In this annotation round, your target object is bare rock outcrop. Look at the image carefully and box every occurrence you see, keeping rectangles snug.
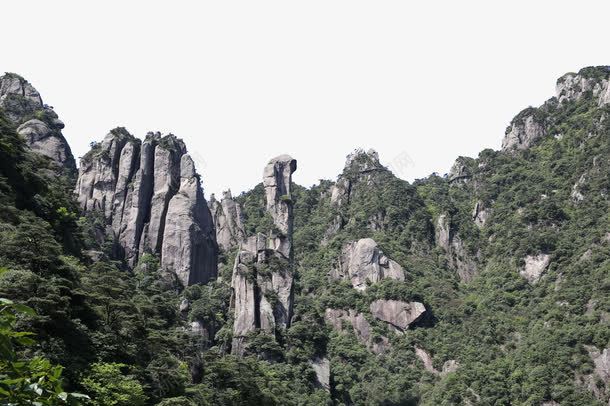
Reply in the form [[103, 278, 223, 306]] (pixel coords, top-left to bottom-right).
[[501, 107, 547, 152], [324, 308, 389, 354], [520, 253, 550, 284], [0, 73, 76, 175], [329, 149, 384, 208], [161, 154, 217, 286], [556, 67, 610, 105], [415, 346, 459, 376], [75, 130, 217, 285], [309, 357, 330, 391], [472, 201, 490, 228], [435, 214, 478, 282], [580, 346, 610, 403], [209, 190, 246, 251], [329, 238, 405, 290], [230, 155, 297, 356], [369, 299, 425, 332]]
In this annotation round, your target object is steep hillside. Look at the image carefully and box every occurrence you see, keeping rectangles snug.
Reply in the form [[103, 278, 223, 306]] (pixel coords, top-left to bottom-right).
[[0, 67, 609, 405]]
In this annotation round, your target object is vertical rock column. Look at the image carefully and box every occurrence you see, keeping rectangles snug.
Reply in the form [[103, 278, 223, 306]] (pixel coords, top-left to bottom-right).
[[230, 155, 297, 355]]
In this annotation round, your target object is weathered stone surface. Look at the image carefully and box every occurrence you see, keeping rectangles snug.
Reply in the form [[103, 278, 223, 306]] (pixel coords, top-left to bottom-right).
[[0, 74, 76, 174], [162, 154, 217, 286], [580, 346, 610, 403], [310, 357, 330, 391], [209, 190, 246, 251], [415, 346, 436, 374], [448, 157, 471, 182], [501, 108, 546, 151], [435, 214, 478, 282], [329, 149, 384, 208], [369, 299, 425, 332], [230, 155, 298, 355], [472, 201, 490, 228], [556, 68, 610, 105], [263, 155, 297, 235], [324, 308, 389, 354], [520, 254, 550, 283], [329, 238, 405, 290], [76, 131, 217, 285]]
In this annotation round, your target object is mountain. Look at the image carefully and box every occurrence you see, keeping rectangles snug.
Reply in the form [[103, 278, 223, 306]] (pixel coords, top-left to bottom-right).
[[0, 67, 609, 405]]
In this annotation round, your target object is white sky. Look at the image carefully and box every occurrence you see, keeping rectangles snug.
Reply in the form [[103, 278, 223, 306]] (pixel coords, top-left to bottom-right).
[[1, 1, 608, 196]]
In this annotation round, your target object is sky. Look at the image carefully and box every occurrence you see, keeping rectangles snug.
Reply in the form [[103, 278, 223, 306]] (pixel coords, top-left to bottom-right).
[[1, 1, 609, 196]]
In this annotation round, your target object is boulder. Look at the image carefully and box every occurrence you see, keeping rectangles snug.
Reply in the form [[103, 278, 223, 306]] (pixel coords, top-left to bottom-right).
[[520, 254, 550, 283], [0, 74, 76, 174], [330, 238, 405, 290], [369, 299, 425, 332]]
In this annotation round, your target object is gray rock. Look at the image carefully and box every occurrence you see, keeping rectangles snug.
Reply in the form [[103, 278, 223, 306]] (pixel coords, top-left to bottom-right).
[[209, 190, 246, 251], [582, 346, 610, 403], [448, 158, 471, 182], [330, 238, 405, 290], [263, 155, 297, 236], [179, 299, 190, 313], [556, 68, 610, 106], [472, 201, 490, 228], [501, 108, 546, 151], [324, 308, 389, 354], [162, 154, 217, 286], [435, 213, 478, 282], [415, 346, 437, 374], [0, 74, 76, 174], [230, 155, 298, 355], [330, 149, 384, 208], [369, 299, 425, 332], [76, 131, 217, 285], [520, 254, 550, 283], [309, 357, 330, 391], [17, 119, 74, 171]]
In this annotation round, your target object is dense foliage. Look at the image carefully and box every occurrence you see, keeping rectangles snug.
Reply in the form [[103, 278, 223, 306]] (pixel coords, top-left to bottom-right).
[[1, 67, 609, 405]]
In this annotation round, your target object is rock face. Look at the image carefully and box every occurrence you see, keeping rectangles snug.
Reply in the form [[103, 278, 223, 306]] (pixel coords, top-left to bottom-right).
[[330, 149, 384, 208], [309, 357, 330, 391], [230, 155, 297, 356], [324, 308, 389, 354], [435, 214, 478, 282], [329, 238, 405, 290], [369, 299, 425, 332], [556, 67, 610, 105], [472, 201, 490, 228], [75, 130, 218, 285], [209, 190, 246, 251], [415, 347, 459, 376], [501, 108, 547, 151], [0, 73, 76, 175], [581, 346, 610, 403], [448, 157, 472, 183], [520, 253, 550, 283]]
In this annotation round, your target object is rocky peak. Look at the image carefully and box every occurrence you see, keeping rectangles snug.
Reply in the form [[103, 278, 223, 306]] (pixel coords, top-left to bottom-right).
[[263, 154, 297, 236], [209, 189, 246, 251], [230, 155, 298, 356], [556, 66, 610, 105], [0, 73, 76, 175], [330, 149, 385, 207], [76, 129, 217, 285], [501, 107, 547, 152]]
